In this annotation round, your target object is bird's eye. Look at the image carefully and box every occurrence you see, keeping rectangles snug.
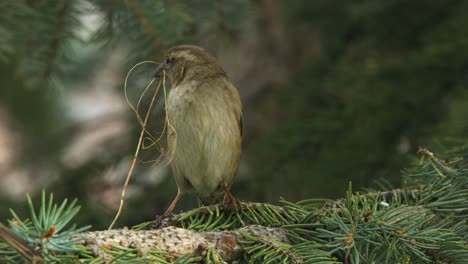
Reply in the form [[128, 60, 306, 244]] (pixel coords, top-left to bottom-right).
[[165, 57, 173, 66]]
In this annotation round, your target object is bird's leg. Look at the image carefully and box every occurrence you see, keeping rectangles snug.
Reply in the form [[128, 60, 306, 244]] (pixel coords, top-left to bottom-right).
[[154, 190, 181, 228], [163, 191, 181, 216], [223, 185, 240, 210]]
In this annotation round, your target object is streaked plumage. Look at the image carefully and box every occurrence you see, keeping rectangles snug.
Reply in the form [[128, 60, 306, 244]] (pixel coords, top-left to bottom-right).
[[154, 45, 242, 219]]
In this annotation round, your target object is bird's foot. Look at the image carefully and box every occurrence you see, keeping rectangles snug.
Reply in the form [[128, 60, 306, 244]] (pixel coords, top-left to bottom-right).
[[154, 192, 181, 229], [153, 214, 166, 229], [223, 186, 241, 211], [153, 213, 176, 229], [224, 196, 241, 212]]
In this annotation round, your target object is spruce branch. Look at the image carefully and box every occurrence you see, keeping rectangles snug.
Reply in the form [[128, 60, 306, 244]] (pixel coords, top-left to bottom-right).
[[155, 202, 297, 230], [1, 191, 91, 263], [0, 147, 466, 263]]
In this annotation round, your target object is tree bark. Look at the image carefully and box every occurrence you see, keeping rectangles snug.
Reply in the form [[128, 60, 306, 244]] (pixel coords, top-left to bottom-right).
[[75, 225, 289, 262]]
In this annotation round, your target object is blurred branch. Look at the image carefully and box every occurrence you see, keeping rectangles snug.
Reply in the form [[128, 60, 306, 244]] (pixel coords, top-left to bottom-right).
[[0, 111, 130, 182], [106, 0, 113, 33], [216, 0, 235, 39], [123, 0, 165, 49], [43, 0, 71, 80]]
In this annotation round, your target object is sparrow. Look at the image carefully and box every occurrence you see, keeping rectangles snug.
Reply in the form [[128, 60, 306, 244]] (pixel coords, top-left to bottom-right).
[[154, 45, 242, 219]]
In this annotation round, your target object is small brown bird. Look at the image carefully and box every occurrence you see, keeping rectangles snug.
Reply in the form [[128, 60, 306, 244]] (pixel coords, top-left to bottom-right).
[[154, 45, 242, 219]]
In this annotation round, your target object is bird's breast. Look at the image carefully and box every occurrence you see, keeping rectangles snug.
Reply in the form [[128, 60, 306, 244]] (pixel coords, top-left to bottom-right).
[[166, 79, 242, 197]]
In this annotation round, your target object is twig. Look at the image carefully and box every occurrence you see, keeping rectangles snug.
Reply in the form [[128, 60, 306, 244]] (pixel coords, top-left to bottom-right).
[[0, 223, 42, 264]]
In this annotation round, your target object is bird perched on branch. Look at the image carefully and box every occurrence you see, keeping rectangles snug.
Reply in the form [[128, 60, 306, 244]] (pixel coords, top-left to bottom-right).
[[154, 45, 242, 221]]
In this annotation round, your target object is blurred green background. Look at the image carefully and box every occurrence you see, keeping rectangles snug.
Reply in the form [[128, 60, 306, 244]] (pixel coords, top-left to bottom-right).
[[0, 0, 467, 229]]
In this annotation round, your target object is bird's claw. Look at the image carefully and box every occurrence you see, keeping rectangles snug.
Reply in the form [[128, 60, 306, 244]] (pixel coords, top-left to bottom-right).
[[153, 213, 173, 229], [223, 186, 241, 211]]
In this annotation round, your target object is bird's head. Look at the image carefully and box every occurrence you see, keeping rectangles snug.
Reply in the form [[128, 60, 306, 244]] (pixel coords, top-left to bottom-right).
[[154, 45, 226, 86]]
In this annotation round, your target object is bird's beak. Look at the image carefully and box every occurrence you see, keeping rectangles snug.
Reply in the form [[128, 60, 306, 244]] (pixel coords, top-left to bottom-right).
[[154, 63, 165, 77]]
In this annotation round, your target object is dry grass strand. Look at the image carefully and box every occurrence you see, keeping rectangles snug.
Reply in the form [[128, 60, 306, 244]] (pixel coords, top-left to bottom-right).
[[109, 76, 161, 230], [109, 63, 179, 229]]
